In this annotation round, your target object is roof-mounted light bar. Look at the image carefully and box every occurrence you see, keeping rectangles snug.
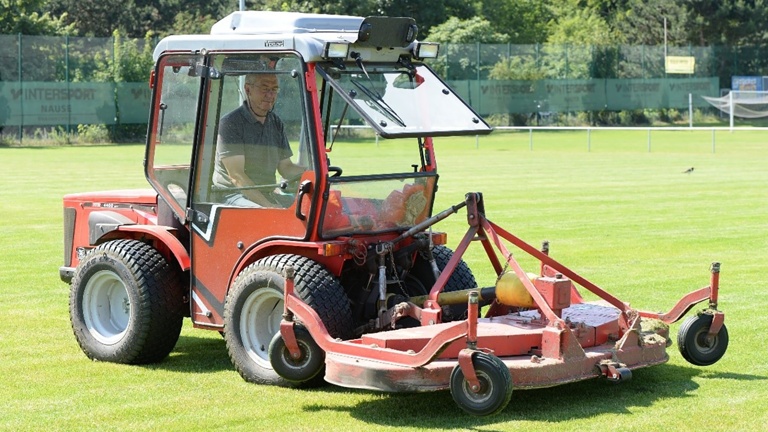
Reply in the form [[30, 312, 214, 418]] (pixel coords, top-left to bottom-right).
[[413, 42, 439, 60]]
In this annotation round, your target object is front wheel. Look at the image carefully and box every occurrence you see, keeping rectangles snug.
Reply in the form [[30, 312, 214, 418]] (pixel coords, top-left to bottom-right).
[[224, 254, 352, 386], [677, 313, 728, 366], [450, 353, 513, 416]]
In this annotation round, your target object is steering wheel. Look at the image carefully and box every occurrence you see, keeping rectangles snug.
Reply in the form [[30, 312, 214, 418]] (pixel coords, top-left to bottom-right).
[[328, 166, 343, 177]]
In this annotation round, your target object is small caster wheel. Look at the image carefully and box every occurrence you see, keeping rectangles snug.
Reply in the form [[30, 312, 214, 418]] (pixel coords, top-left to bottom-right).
[[449, 352, 513, 416], [677, 314, 728, 366], [608, 367, 632, 384], [269, 326, 324, 383]]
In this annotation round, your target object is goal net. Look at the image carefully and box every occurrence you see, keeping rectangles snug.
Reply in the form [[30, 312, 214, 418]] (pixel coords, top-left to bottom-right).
[[702, 90, 768, 119]]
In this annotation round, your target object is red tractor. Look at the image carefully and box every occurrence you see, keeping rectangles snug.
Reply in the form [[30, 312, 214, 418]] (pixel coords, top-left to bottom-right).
[[61, 12, 727, 415]]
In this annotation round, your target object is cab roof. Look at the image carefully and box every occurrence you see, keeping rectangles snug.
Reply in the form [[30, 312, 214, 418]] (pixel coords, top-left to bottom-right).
[[210, 11, 363, 35], [154, 11, 380, 62]]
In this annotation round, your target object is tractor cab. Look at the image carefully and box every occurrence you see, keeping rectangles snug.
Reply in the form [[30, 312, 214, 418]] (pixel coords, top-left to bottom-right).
[[142, 11, 491, 331], [145, 12, 490, 244]]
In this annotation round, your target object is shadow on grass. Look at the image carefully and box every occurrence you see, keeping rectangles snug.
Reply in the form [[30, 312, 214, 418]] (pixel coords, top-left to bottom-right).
[[145, 334, 231, 373], [698, 371, 768, 381], [301, 363, 703, 428], [136, 334, 743, 429]]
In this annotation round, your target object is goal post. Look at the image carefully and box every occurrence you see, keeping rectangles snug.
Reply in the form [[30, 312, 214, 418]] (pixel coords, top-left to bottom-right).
[[702, 90, 768, 130]]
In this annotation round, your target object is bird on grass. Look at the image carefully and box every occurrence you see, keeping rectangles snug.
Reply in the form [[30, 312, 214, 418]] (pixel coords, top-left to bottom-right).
[[683, 167, 694, 174]]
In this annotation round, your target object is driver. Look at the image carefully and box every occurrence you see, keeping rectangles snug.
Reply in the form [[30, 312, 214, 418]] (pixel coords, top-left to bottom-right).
[[212, 73, 305, 207]]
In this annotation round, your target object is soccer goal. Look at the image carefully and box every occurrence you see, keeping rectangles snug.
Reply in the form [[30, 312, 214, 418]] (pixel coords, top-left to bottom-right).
[[702, 90, 768, 129]]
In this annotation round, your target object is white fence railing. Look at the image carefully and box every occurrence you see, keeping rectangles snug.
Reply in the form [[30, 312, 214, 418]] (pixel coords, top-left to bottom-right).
[[335, 125, 768, 153], [492, 126, 768, 153]]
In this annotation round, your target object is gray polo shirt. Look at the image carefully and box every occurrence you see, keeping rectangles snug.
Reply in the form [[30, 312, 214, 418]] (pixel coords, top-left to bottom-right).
[[213, 102, 293, 189]]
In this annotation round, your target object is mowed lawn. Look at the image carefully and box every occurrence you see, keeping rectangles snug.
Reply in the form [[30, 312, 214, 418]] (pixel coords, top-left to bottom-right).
[[2, 128, 767, 431]]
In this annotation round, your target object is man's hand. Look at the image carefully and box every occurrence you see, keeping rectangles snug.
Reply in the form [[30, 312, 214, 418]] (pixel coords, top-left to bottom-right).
[[277, 158, 306, 181], [222, 155, 278, 207]]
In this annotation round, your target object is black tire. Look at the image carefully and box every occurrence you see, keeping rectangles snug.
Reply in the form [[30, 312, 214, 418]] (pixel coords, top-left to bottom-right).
[[677, 313, 729, 366], [69, 239, 184, 364], [408, 245, 478, 321], [269, 326, 324, 383], [450, 353, 513, 416], [224, 254, 353, 386], [608, 367, 633, 384]]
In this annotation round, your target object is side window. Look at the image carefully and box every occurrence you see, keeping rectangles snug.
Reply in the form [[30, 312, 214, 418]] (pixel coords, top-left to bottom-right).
[[146, 54, 204, 215], [193, 53, 314, 209]]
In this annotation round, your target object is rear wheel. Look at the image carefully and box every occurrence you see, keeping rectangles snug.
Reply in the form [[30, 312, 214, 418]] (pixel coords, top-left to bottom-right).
[[450, 353, 513, 416], [408, 245, 478, 321], [224, 254, 352, 386], [69, 239, 184, 364], [677, 313, 728, 366]]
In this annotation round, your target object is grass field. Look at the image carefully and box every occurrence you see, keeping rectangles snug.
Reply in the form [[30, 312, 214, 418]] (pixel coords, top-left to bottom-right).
[[2, 129, 767, 431]]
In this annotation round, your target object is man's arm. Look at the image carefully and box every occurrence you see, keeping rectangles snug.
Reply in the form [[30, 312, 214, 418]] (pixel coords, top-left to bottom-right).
[[221, 155, 279, 207], [277, 158, 306, 181]]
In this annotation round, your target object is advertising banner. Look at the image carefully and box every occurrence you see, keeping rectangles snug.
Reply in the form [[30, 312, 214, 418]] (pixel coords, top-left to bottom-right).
[[116, 83, 152, 124], [449, 77, 718, 115], [0, 77, 720, 127], [665, 56, 696, 74], [731, 76, 763, 91], [0, 82, 115, 126]]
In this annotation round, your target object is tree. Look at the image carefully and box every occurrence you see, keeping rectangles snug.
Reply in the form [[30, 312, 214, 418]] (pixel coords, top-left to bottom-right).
[[611, 0, 689, 47], [683, 0, 768, 46], [371, 0, 475, 37], [682, 0, 768, 88], [45, 0, 229, 37], [90, 30, 155, 82], [252, 0, 376, 16], [44, 0, 120, 37], [0, 0, 74, 35], [427, 17, 510, 80], [542, 0, 618, 79], [479, 0, 554, 44], [251, 0, 473, 37], [428, 16, 510, 44], [168, 11, 222, 36], [547, 0, 616, 47]]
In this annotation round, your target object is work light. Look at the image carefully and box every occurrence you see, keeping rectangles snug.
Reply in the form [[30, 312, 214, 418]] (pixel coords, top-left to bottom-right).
[[413, 42, 439, 60], [323, 42, 350, 59]]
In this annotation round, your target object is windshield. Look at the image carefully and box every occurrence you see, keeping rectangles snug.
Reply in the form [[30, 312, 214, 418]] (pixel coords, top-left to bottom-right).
[[312, 61, 485, 238], [319, 174, 437, 238], [317, 63, 491, 138]]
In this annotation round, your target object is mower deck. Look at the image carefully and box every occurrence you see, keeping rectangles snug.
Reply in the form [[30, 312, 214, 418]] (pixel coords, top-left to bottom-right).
[[277, 193, 726, 415], [325, 302, 668, 392]]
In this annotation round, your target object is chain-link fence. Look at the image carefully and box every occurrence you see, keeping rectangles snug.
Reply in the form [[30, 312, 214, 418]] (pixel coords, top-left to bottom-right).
[[1, 34, 765, 142]]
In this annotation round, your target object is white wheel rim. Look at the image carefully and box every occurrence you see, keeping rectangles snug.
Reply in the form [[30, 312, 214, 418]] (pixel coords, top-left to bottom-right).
[[82, 270, 130, 345], [240, 287, 283, 369]]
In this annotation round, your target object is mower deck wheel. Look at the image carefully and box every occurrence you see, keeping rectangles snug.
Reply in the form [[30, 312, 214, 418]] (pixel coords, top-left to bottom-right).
[[608, 367, 632, 384], [677, 313, 729, 366], [449, 352, 513, 416], [269, 326, 324, 383]]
